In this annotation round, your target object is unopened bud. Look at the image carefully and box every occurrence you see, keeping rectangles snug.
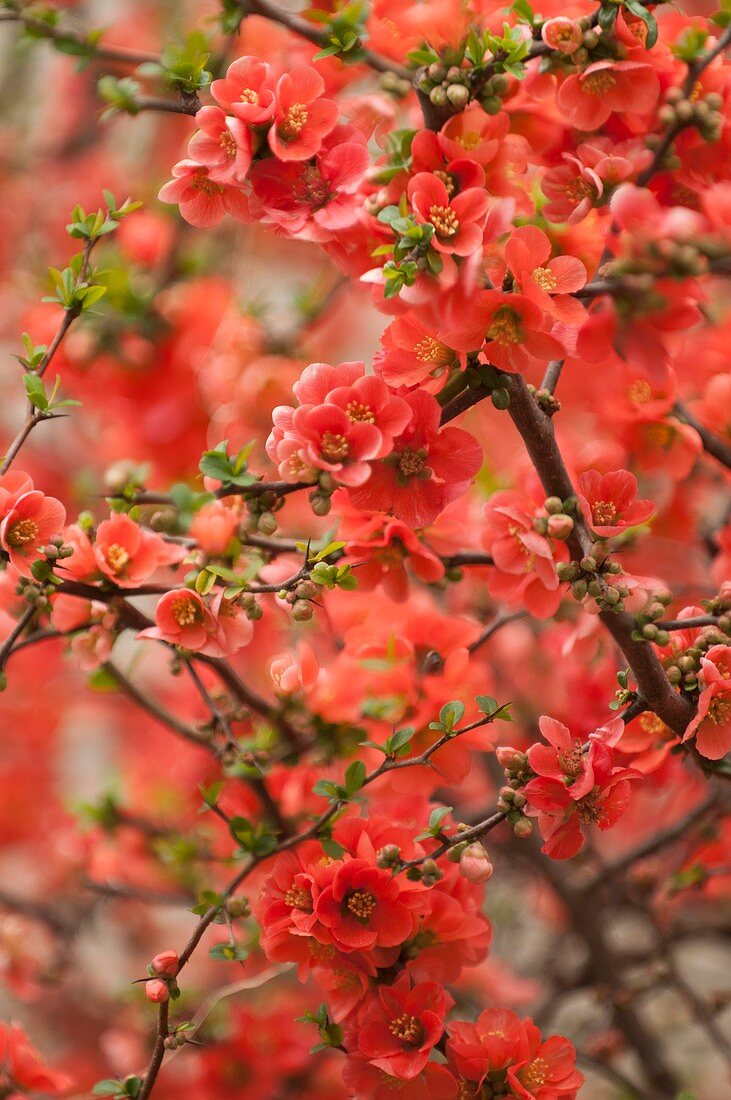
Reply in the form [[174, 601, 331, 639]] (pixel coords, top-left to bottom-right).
[[145, 979, 169, 1004], [459, 843, 494, 885]]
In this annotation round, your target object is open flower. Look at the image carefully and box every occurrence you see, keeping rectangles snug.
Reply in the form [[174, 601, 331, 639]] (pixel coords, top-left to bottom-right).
[[408, 172, 489, 257], [94, 513, 183, 587], [0, 491, 65, 577], [188, 106, 252, 184], [577, 469, 654, 537], [292, 403, 383, 486], [504, 225, 587, 324], [557, 60, 660, 130], [268, 66, 338, 162], [356, 976, 452, 1079], [210, 55, 276, 123], [349, 391, 482, 527], [441, 290, 564, 371], [138, 589, 217, 652], [314, 858, 417, 952], [158, 160, 250, 228]]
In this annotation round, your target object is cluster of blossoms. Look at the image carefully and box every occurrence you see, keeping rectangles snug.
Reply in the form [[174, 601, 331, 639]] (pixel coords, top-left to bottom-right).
[[159, 58, 369, 238], [2, 0, 731, 1095], [267, 360, 482, 527], [254, 803, 581, 1097]]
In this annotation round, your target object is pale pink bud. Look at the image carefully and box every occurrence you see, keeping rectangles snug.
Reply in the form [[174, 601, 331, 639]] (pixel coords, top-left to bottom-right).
[[496, 746, 524, 770], [541, 17, 583, 54], [145, 979, 169, 1004], [150, 950, 179, 978], [547, 514, 574, 540], [459, 843, 494, 885]]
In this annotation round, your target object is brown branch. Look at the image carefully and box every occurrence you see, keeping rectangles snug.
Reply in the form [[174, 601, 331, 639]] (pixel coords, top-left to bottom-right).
[[675, 401, 731, 472], [238, 0, 411, 80], [0, 7, 160, 65]]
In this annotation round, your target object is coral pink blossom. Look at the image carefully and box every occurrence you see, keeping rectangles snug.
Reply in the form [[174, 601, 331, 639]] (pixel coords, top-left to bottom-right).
[[356, 975, 452, 1079], [0, 491, 65, 577], [324, 374, 411, 459], [314, 859, 416, 952], [158, 160, 250, 228], [504, 225, 587, 324], [94, 513, 183, 587], [684, 675, 731, 760], [482, 491, 568, 618], [270, 642, 319, 695], [138, 589, 216, 652], [408, 172, 489, 257], [343, 1057, 458, 1100], [349, 391, 482, 528], [268, 66, 338, 162], [441, 290, 564, 370], [541, 17, 583, 53], [210, 55, 276, 123], [251, 124, 369, 241], [557, 60, 660, 130], [292, 403, 383, 486], [0, 471, 34, 517], [187, 106, 252, 183], [577, 469, 655, 537], [375, 315, 461, 391]]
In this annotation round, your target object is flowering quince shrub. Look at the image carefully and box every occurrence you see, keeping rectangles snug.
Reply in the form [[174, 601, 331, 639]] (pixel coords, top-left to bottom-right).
[[2, 1, 731, 1099]]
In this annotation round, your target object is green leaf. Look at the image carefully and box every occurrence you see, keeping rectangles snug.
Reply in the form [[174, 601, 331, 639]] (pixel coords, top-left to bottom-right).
[[476, 695, 498, 716], [439, 700, 465, 732], [624, 0, 658, 48], [344, 759, 367, 796], [209, 942, 249, 962], [24, 374, 48, 411]]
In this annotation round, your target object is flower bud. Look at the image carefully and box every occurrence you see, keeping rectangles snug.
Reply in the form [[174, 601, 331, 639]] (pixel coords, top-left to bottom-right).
[[145, 979, 169, 1004], [547, 514, 574, 540], [291, 600, 314, 622], [150, 950, 179, 978], [496, 746, 525, 771], [376, 843, 401, 868], [257, 511, 278, 535], [446, 83, 470, 109], [459, 843, 494, 884], [513, 819, 533, 839], [544, 496, 563, 515]]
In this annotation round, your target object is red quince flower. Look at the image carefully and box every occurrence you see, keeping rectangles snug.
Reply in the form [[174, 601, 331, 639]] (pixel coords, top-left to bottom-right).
[[0, 491, 65, 577], [268, 66, 338, 162], [528, 715, 624, 801], [557, 60, 660, 131], [375, 314, 462, 392], [504, 225, 587, 324], [524, 739, 640, 860], [482, 490, 569, 619], [343, 1056, 458, 1099], [94, 513, 183, 587], [188, 105, 252, 184], [251, 124, 369, 241], [408, 172, 489, 257], [447, 1007, 529, 1082], [441, 290, 565, 371], [292, 403, 382, 486], [684, 651, 731, 759], [138, 589, 217, 653], [508, 1022, 584, 1099], [314, 858, 417, 952], [349, 391, 482, 528], [210, 55, 276, 124], [356, 974, 453, 1079], [158, 160, 250, 228], [577, 468, 655, 537]]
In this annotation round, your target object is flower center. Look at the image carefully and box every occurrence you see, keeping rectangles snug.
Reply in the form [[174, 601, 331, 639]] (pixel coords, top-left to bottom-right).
[[488, 309, 520, 345], [280, 103, 309, 139], [6, 518, 38, 547], [591, 500, 618, 525], [532, 266, 557, 292], [220, 130, 238, 156], [707, 696, 731, 724], [428, 204, 459, 237], [565, 177, 594, 203], [414, 335, 448, 363], [398, 448, 426, 478], [320, 432, 350, 462], [583, 70, 616, 95], [388, 1013, 424, 1046], [433, 169, 455, 196], [190, 174, 224, 195], [639, 713, 672, 740], [456, 131, 481, 152], [104, 543, 130, 574], [520, 1057, 549, 1090], [346, 889, 377, 921], [171, 595, 200, 627], [577, 792, 603, 824], [558, 740, 585, 778], [628, 379, 653, 404], [645, 423, 675, 447], [240, 88, 259, 104], [284, 884, 312, 911], [346, 401, 375, 423]]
